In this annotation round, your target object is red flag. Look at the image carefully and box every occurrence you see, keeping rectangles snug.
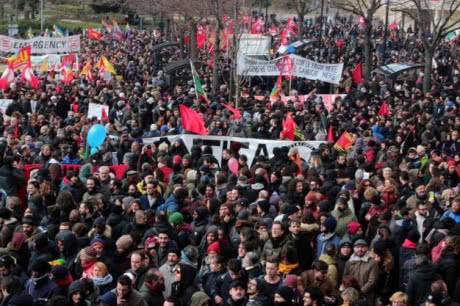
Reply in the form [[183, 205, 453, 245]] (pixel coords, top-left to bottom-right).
[[352, 64, 362, 85], [72, 104, 79, 113], [21, 61, 39, 89], [86, 28, 102, 40], [196, 25, 206, 49], [13, 121, 19, 138], [179, 104, 208, 135], [0, 61, 15, 90], [222, 103, 241, 120], [101, 107, 109, 121], [337, 39, 344, 49], [388, 21, 397, 31], [378, 102, 389, 116], [327, 125, 334, 142], [280, 113, 296, 140], [334, 132, 353, 151]]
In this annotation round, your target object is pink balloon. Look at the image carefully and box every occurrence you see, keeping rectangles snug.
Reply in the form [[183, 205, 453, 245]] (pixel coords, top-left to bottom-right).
[[228, 157, 239, 175]]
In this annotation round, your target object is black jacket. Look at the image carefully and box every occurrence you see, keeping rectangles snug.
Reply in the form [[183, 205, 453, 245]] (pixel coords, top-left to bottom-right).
[[0, 165, 25, 196], [435, 250, 460, 297], [406, 263, 440, 306]]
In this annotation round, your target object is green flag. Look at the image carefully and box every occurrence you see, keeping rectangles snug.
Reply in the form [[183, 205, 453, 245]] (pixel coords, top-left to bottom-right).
[[190, 60, 208, 103], [83, 141, 89, 160]]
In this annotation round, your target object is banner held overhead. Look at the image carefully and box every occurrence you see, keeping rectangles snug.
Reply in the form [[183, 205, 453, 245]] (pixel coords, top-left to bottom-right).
[[0, 35, 81, 54]]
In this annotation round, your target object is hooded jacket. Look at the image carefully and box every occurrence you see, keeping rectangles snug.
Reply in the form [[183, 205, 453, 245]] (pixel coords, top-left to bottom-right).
[[171, 263, 199, 306], [344, 252, 379, 304], [55, 231, 79, 271], [190, 291, 210, 306], [331, 207, 358, 238], [407, 262, 440, 306], [261, 234, 293, 261], [25, 274, 59, 300], [191, 206, 209, 245]]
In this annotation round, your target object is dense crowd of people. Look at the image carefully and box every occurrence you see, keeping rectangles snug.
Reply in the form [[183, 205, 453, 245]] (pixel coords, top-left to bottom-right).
[[0, 12, 458, 306]]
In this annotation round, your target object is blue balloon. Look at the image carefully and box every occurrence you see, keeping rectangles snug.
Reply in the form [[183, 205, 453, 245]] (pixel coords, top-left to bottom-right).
[[90, 147, 98, 155], [87, 124, 106, 147]]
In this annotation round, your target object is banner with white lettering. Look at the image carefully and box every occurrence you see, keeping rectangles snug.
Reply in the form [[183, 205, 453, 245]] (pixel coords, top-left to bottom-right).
[[143, 134, 325, 166], [0, 35, 80, 54], [237, 54, 343, 85]]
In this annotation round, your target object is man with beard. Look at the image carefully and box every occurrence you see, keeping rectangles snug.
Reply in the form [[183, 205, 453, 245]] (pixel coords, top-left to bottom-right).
[[331, 198, 358, 238], [122, 209, 148, 244], [332, 153, 354, 184], [22, 215, 38, 242], [315, 216, 340, 259], [159, 248, 181, 298], [78, 199, 99, 229], [225, 280, 248, 306], [139, 268, 165, 306], [215, 259, 248, 305], [407, 184, 429, 214], [68, 280, 89, 306], [82, 176, 104, 202], [109, 179, 123, 203], [344, 239, 379, 306], [113, 275, 147, 306]]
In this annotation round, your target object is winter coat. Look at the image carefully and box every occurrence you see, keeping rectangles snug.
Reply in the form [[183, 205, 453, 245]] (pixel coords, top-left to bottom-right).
[[55, 231, 79, 273], [319, 254, 339, 288], [158, 194, 180, 216], [216, 270, 248, 302], [171, 263, 199, 306], [190, 207, 209, 245], [315, 232, 341, 259], [331, 207, 358, 238], [24, 275, 60, 300], [261, 234, 293, 261], [139, 284, 164, 306], [0, 292, 34, 306], [109, 288, 147, 306], [435, 250, 459, 297], [289, 233, 313, 270], [159, 263, 176, 298], [202, 270, 225, 300], [0, 165, 25, 196], [300, 269, 336, 296], [344, 252, 379, 305], [406, 263, 440, 306]]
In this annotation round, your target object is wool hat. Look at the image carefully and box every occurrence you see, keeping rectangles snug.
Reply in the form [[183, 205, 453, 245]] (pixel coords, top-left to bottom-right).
[[116, 235, 134, 251], [270, 192, 281, 205], [98, 292, 117, 306], [230, 280, 246, 290], [94, 216, 106, 226], [167, 247, 181, 258], [173, 155, 182, 164], [190, 291, 210, 306], [282, 274, 298, 288], [347, 222, 361, 234], [144, 236, 158, 249], [339, 238, 353, 248], [276, 286, 295, 302], [372, 239, 388, 257], [183, 154, 192, 161], [168, 212, 184, 225], [237, 175, 249, 187], [353, 239, 368, 247], [322, 216, 337, 233], [81, 246, 97, 260], [283, 204, 299, 217], [207, 241, 220, 255], [0, 208, 12, 220], [52, 265, 70, 281], [90, 237, 104, 248], [257, 200, 270, 213], [30, 259, 51, 274]]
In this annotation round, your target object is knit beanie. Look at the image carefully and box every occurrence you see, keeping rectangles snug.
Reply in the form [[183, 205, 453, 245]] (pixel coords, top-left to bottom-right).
[[68, 280, 85, 296], [322, 216, 337, 233], [98, 292, 117, 306], [276, 286, 294, 303], [52, 265, 69, 281], [257, 200, 270, 213], [346, 221, 361, 234], [81, 246, 97, 260], [167, 247, 181, 258], [168, 212, 184, 225], [91, 237, 104, 248], [116, 235, 134, 251], [207, 241, 220, 255], [282, 274, 298, 288]]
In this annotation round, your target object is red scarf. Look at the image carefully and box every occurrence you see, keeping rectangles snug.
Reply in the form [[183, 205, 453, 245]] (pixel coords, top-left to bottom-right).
[[81, 259, 97, 270], [402, 239, 417, 249], [56, 273, 73, 287]]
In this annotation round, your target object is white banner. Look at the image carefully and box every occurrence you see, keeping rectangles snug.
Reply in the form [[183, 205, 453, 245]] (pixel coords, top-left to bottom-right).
[[143, 134, 325, 167], [0, 99, 13, 120], [238, 34, 271, 57], [237, 54, 343, 85], [0, 35, 80, 54], [30, 54, 79, 72], [88, 103, 109, 120]]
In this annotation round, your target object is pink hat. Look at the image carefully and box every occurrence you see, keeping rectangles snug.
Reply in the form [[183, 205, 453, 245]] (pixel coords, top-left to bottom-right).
[[173, 155, 182, 164]]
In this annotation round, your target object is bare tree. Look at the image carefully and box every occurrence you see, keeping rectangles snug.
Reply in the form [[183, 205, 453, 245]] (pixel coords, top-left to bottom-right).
[[393, 0, 460, 92], [293, 0, 318, 39], [332, 0, 384, 80]]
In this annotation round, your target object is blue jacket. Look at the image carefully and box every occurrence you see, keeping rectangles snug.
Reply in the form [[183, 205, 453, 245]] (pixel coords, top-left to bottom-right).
[[158, 194, 179, 215], [139, 194, 164, 210], [24, 276, 59, 300], [315, 232, 341, 259]]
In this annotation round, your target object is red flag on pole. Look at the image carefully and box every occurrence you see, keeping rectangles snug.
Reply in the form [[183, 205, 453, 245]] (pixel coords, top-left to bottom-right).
[[13, 121, 19, 138], [280, 113, 296, 140], [179, 104, 208, 135], [352, 64, 362, 85], [327, 125, 334, 142], [222, 103, 242, 120], [378, 102, 389, 117]]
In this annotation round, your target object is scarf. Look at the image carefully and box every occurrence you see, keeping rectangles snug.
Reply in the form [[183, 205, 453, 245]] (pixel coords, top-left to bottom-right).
[[278, 263, 299, 273], [402, 239, 417, 249], [56, 273, 73, 287], [91, 274, 113, 286], [81, 259, 97, 270]]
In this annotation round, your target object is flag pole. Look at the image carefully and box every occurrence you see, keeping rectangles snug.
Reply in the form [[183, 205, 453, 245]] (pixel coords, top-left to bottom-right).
[[289, 76, 292, 94]]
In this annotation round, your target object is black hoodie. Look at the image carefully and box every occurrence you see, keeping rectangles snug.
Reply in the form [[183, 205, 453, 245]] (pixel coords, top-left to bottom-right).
[[171, 263, 198, 306]]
